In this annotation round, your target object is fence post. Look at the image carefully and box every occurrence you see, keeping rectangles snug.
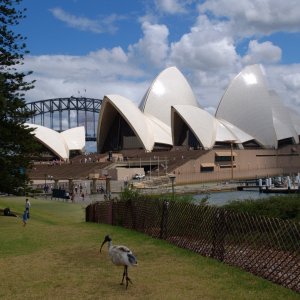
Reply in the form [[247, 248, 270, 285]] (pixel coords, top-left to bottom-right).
[[107, 200, 113, 225], [211, 209, 226, 261], [160, 200, 169, 239], [85, 204, 90, 222], [128, 199, 137, 230]]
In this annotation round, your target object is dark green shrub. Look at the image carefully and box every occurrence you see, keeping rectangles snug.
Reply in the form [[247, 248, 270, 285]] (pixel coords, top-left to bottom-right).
[[119, 187, 141, 201], [223, 195, 300, 221]]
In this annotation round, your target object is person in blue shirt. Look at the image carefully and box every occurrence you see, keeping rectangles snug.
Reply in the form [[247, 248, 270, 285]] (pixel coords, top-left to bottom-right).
[[22, 210, 28, 227], [25, 198, 31, 219]]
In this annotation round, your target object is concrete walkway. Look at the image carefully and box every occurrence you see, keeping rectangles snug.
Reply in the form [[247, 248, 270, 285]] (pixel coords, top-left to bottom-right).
[[42, 180, 239, 205]]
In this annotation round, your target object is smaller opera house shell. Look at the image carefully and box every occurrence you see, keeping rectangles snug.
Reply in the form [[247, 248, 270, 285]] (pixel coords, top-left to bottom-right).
[[97, 64, 300, 153], [26, 123, 85, 161]]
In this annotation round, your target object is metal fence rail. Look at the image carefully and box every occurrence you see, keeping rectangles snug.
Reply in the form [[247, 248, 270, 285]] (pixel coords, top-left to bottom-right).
[[86, 198, 300, 293]]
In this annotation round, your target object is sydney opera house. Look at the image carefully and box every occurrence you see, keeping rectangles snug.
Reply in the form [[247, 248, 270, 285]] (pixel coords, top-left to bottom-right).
[[95, 64, 300, 183], [28, 64, 300, 183], [97, 64, 300, 153]]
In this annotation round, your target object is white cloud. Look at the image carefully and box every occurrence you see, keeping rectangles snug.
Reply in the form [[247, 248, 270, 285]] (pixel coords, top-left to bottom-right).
[[168, 15, 239, 71], [128, 22, 169, 68], [242, 40, 282, 64], [266, 64, 300, 108], [21, 48, 147, 104], [87, 47, 129, 69], [50, 7, 119, 34], [154, 0, 190, 14], [188, 70, 236, 110], [198, 0, 300, 36]]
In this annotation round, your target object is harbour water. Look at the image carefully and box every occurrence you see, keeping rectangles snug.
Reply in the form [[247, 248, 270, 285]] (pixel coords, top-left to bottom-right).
[[193, 190, 285, 206]]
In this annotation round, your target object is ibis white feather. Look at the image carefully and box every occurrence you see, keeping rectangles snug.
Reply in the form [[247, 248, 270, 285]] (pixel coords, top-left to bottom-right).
[[100, 235, 137, 289]]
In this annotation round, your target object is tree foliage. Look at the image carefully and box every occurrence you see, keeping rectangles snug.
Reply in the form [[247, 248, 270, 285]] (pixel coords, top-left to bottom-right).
[[0, 0, 40, 194]]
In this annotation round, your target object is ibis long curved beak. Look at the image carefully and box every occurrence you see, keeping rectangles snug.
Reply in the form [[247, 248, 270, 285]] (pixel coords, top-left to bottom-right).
[[100, 235, 111, 253], [100, 240, 107, 253]]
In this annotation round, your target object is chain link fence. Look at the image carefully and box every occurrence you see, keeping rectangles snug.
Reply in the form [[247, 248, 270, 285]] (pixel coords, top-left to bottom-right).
[[86, 198, 300, 293]]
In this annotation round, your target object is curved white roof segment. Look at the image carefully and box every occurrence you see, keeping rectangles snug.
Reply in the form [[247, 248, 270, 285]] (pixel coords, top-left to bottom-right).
[[139, 66, 199, 126], [215, 119, 238, 143], [215, 64, 297, 148], [97, 95, 155, 152], [145, 114, 173, 146], [171, 105, 216, 149], [269, 90, 299, 143], [61, 126, 86, 150], [289, 109, 300, 135], [217, 118, 255, 144], [25, 123, 86, 160]]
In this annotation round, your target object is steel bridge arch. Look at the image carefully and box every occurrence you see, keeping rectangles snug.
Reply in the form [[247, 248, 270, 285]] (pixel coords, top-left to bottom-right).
[[25, 97, 102, 141]]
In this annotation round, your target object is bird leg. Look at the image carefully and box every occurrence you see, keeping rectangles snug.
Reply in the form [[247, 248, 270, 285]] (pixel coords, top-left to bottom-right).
[[121, 266, 126, 285], [125, 266, 133, 289], [120, 266, 133, 289]]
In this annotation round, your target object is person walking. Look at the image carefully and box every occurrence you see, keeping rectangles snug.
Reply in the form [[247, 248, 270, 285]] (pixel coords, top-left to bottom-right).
[[25, 198, 31, 219]]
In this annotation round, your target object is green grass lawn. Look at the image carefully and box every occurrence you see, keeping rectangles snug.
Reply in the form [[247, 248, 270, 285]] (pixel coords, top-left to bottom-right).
[[0, 196, 299, 300]]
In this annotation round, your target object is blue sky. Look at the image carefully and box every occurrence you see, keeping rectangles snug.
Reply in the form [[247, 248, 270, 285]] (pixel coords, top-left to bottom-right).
[[21, 1, 198, 56], [19, 0, 300, 115]]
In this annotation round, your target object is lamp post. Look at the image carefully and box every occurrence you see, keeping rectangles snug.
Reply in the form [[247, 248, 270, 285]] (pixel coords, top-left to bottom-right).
[[105, 175, 112, 200], [224, 140, 236, 181], [150, 157, 152, 179], [68, 178, 74, 194], [169, 174, 176, 201], [165, 157, 168, 175], [44, 174, 47, 193], [44, 174, 52, 197], [230, 141, 234, 180]]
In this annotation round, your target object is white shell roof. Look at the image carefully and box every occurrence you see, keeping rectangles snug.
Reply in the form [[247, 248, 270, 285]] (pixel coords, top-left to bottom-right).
[[215, 119, 237, 143], [171, 105, 216, 149], [269, 90, 299, 143], [139, 66, 199, 127], [217, 118, 255, 144], [61, 126, 86, 150], [171, 105, 254, 148], [25, 123, 85, 160], [97, 95, 155, 152], [145, 114, 173, 146], [215, 64, 297, 148], [289, 109, 300, 135]]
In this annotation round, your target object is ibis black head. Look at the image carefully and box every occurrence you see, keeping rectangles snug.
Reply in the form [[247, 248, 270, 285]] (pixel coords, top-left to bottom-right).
[[100, 235, 112, 253]]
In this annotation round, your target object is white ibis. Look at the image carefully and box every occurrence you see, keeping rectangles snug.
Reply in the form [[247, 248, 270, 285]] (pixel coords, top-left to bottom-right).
[[100, 235, 137, 289]]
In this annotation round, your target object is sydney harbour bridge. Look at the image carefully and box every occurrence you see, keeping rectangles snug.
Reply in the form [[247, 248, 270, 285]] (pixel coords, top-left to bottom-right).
[[24, 97, 102, 141]]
